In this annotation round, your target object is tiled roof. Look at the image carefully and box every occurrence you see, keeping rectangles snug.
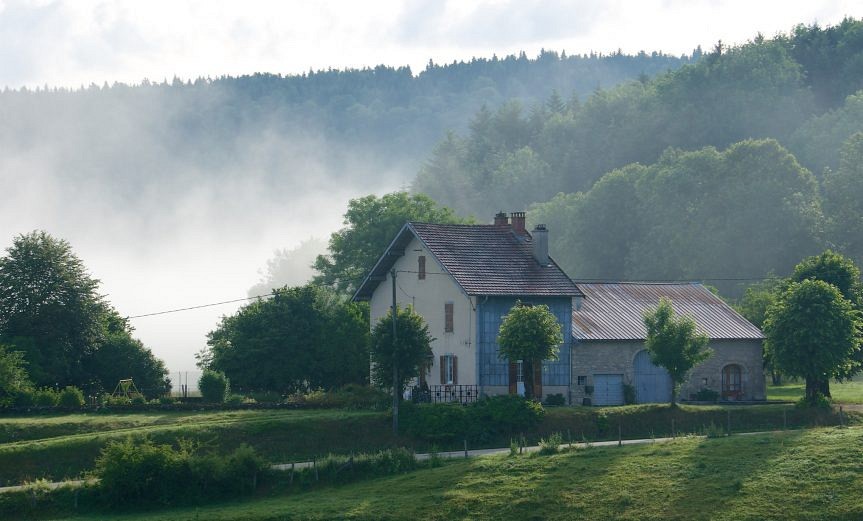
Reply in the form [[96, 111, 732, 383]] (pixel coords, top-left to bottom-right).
[[572, 282, 763, 341], [352, 222, 583, 300]]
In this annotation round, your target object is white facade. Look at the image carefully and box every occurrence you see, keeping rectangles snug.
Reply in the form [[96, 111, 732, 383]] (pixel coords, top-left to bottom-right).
[[369, 236, 479, 386]]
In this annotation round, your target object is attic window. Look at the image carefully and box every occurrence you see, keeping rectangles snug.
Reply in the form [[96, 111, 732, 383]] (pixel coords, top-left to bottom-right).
[[418, 256, 426, 280]]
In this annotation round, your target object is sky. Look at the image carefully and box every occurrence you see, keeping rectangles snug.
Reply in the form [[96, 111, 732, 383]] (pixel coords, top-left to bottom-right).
[[0, 0, 860, 382]]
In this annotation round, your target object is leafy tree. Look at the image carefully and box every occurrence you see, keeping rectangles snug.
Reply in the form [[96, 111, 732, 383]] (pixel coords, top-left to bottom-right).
[[824, 133, 863, 266], [369, 305, 433, 398], [643, 298, 712, 407], [0, 231, 103, 387], [736, 278, 785, 384], [313, 192, 469, 293], [198, 370, 229, 403], [205, 285, 369, 394], [497, 302, 563, 401], [0, 343, 31, 406], [791, 250, 863, 309], [764, 280, 861, 401]]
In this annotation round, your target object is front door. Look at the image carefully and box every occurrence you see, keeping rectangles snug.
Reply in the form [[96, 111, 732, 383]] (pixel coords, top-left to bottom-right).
[[634, 350, 672, 403]]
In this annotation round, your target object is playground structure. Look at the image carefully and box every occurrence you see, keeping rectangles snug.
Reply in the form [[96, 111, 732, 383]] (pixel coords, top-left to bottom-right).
[[111, 378, 143, 399]]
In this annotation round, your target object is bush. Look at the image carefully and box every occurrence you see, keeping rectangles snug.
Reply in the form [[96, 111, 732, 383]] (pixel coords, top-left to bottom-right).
[[102, 394, 132, 406], [249, 391, 282, 403], [544, 393, 566, 406], [402, 402, 468, 441], [58, 386, 85, 408], [158, 396, 176, 405], [695, 388, 720, 402], [796, 392, 832, 410], [703, 422, 726, 438], [95, 438, 267, 507], [199, 370, 229, 403], [130, 393, 147, 405], [403, 395, 544, 443], [12, 388, 36, 407], [33, 387, 59, 407], [225, 394, 245, 405], [538, 432, 563, 455], [623, 384, 637, 405], [311, 448, 417, 485], [329, 384, 391, 410]]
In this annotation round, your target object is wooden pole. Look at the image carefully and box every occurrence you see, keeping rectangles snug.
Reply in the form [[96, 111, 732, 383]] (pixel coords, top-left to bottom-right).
[[391, 268, 399, 436]]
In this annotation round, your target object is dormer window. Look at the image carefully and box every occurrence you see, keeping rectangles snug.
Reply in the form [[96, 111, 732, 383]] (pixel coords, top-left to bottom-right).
[[418, 255, 426, 280]]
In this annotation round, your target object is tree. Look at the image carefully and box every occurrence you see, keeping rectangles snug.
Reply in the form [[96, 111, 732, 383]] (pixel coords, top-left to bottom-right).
[[0, 343, 31, 406], [205, 285, 369, 394], [497, 302, 563, 401], [313, 192, 469, 294], [791, 250, 863, 308], [824, 133, 863, 266], [764, 279, 861, 401], [199, 370, 229, 403], [643, 298, 712, 406], [736, 278, 784, 384], [369, 305, 433, 398], [0, 231, 103, 387]]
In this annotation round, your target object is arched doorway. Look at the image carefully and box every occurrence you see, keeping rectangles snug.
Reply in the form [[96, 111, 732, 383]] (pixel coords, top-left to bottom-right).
[[722, 364, 743, 400], [634, 350, 672, 403]]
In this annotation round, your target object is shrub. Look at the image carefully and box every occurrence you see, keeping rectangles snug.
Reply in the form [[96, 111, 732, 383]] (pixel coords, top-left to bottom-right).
[[158, 396, 176, 405], [311, 448, 417, 485], [130, 393, 147, 405], [401, 402, 468, 441], [703, 422, 726, 438], [249, 391, 282, 403], [94, 438, 267, 507], [796, 392, 832, 410], [225, 394, 245, 405], [198, 370, 229, 403], [12, 388, 36, 407], [544, 393, 566, 406], [58, 386, 85, 408], [623, 384, 637, 405], [403, 395, 544, 443], [102, 394, 132, 406], [695, 388, 720, 402], [33, 387, 59, 407], [539, 432, 563, 455], [469, 395, 545, 438], [329, 384, 391, 410]]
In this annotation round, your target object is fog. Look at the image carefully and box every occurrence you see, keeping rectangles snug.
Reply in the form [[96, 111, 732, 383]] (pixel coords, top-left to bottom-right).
[[0, 85, 408, 375]]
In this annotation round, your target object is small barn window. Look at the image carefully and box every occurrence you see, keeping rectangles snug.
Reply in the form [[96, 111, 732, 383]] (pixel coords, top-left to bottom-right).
[[577, 375, 587, 386], [418, 256, 426, 279], [444, 302, 454, 332]]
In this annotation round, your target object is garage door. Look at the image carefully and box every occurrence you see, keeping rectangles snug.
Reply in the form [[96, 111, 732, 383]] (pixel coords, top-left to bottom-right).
[[634, 350, 672, 403], [593, 374, 624, 405]]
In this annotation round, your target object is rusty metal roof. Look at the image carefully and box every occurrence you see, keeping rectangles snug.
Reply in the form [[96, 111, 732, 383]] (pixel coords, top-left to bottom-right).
[[572, 282, 763, 341]]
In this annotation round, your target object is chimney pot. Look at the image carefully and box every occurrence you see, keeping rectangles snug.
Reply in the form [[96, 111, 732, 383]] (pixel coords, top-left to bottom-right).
[[532, 224, 549, 265], [494, 211, 509, 227], [511, 211, 526, 235]]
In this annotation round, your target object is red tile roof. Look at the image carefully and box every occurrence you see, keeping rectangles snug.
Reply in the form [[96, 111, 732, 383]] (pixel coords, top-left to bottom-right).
[[572, 282, 763, 341]]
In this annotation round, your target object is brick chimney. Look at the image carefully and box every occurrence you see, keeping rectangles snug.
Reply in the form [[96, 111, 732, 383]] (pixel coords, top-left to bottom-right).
[[510, 211, 527, 235], [532, 224, 549, 265], [494, 211, 509, 227]]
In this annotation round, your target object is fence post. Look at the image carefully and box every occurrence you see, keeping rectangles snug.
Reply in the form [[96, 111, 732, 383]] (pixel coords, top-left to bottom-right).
[[840, 406, 845, 428], [314, 458, 318, 481], [290, 462, 294, 485], [464, 439, 468, 459], [618, 423, 622, 447], [568, 429, 572, 449], [727, 409, 731, 436], [671, 419, 675, 439]]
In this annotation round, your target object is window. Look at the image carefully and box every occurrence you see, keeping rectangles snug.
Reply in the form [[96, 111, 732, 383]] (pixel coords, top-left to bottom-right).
[[418, 256, 426, 280], [577, 375, 587, 386], [440, 354, 457, 384], [444, 302, 454, 332]]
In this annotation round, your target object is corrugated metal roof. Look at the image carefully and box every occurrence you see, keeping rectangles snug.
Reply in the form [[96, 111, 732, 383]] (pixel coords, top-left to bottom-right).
[[572, 282, 763, 341], [353, 222, 583, 301]]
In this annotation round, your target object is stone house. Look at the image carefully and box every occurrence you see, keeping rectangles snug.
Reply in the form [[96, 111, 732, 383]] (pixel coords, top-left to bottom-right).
[[353, 212, 765, 405], [571, 282, 766, 405]]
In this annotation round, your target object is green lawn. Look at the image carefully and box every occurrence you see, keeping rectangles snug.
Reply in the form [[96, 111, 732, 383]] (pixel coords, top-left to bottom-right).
[[767, 378, 863, 403], [50, 426, 863, 521]]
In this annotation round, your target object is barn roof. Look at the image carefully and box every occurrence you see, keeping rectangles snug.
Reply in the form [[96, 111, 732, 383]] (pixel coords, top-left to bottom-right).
[[572, 282, 763, 341], [352, 222, 583, 301]]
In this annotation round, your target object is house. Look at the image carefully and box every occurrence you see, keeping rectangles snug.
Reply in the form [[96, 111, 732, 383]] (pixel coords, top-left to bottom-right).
[[352, 212, 583, 402], [571, 282, 766, 405], [353, 211, 766, 405]]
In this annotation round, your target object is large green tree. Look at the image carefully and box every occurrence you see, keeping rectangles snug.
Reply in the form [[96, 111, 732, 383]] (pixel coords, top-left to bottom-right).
[[0, 231, 104, 387], [791, 250, 863, 309], [205, 285, 369, 394], [497, 302, 563, 401], [369, 305, 433, 397], [764, 280, 861, 401], [313, 192, 470, 294], [824, 133, 863, 266], [643, 298, 712, 407]]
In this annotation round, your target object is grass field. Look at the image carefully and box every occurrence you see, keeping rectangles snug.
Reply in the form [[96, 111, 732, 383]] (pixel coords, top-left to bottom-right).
[[43, 426, 863, 521], [767, 378, 863, 403], [0, 403, 853, 487]]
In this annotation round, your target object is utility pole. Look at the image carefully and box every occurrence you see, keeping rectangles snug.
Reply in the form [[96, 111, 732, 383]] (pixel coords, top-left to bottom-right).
[[391, 268, 399, 435]]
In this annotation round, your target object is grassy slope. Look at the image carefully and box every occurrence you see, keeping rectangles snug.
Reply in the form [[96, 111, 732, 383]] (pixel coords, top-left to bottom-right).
[[57, 426, 863, 521], [767, 379, 863, 404], [0, 404, 853, 486]]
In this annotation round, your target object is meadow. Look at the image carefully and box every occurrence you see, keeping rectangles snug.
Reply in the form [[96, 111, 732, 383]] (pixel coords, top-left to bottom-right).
[[766, 378, 863, 404], [39, 426, 863, 521]]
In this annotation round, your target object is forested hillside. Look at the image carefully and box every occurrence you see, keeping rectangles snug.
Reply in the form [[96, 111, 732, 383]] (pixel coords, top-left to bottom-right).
[[415, 19, 863, 295]]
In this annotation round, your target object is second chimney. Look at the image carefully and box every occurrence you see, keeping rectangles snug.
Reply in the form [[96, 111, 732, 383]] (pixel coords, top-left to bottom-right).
[[511, 211, 527, 235], [532, 224, 549, 265], [494, 211, 509, 227]]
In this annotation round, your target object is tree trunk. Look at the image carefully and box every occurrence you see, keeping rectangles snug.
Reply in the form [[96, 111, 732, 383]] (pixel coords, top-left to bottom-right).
[[670, 383, 678, 408], [523, 359, 534, 400], [771, 370, 782, 386]]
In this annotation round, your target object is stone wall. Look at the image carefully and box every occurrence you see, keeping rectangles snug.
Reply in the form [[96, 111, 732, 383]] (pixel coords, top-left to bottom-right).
[[571, 339, 765, 404]]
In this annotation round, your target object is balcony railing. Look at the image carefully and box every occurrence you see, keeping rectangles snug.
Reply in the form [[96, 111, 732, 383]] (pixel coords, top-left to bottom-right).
[[409, 384, 479, 404]]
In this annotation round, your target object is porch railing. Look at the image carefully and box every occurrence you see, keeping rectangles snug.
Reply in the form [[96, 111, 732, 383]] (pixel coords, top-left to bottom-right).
[[409, 384, 479, 404]]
